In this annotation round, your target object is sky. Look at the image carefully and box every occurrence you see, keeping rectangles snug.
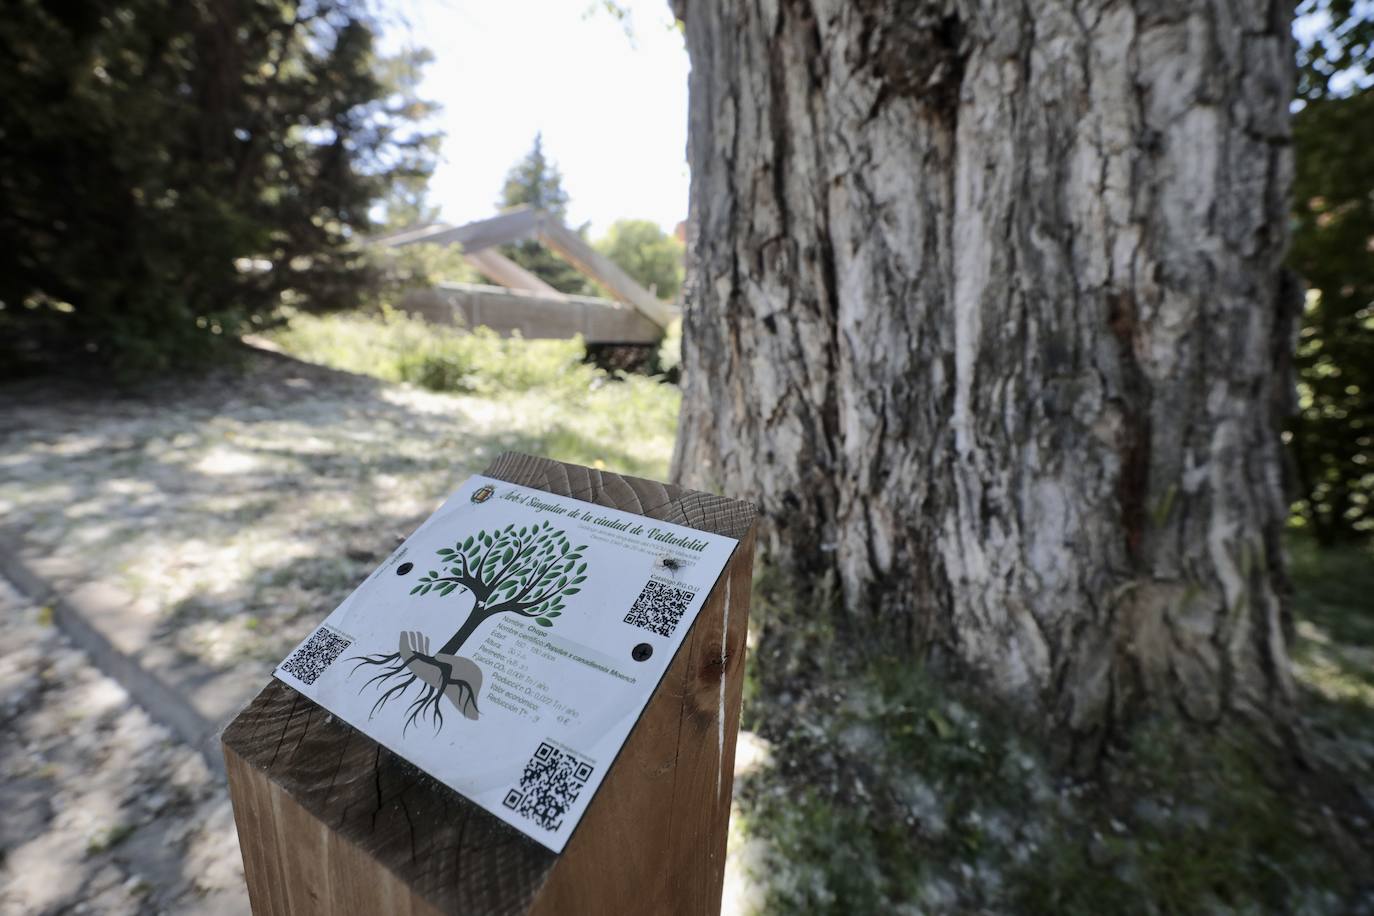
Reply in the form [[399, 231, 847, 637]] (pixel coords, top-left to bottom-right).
[[379, 3, 1366, 238], [383, 0, 690, 238]]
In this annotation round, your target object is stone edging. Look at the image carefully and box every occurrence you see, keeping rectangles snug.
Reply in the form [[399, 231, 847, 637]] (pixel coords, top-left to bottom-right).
[[0, 529, 234, 774]]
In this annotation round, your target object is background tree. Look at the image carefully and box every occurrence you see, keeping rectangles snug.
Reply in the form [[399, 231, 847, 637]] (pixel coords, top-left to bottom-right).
[[494, 134, 597, 295], [0, 0, 438, 376], [1287, 1, 1374, 543], [672, 0, 1297, 753], [373, 47, 444, 232], [596, 219, 685, 301]]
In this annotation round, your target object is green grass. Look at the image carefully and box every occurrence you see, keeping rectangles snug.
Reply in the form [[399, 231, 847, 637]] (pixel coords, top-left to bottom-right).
[[85, 822, 137, 856], [1288, 537, 1374, 648], [264, 305, 607, 395], [736, 542, 1374, 915], [263, 306, 682, 480], [1288, 537, 1374, 790]]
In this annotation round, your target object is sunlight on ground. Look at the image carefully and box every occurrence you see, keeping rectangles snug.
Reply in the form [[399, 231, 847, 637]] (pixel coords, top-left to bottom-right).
[[0, 346, 678, 678], [1295, 620, 1374, 708]]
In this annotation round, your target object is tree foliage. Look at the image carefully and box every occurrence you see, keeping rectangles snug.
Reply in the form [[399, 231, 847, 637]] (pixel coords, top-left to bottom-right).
[[495, 133, 597, 296], [372, 47, 444, 232], [596, 219, 684, 301], [1296, 0, 1374, 100], [0, 0, 438, 376], [417, 521, 588, 628], [1288, 2, 1374, 542]]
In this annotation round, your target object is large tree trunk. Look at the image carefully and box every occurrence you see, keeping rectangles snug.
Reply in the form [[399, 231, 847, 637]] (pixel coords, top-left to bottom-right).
[[673, 0, 1298, 748]]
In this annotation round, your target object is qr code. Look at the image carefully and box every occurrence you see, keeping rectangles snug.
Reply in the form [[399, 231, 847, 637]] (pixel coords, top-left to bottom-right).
[[280, 627, 352, 686], [624, 579, 697, 637], [502, 742, 594, 833]]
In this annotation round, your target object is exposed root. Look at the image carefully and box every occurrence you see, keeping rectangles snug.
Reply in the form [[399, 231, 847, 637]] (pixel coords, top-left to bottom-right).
[[403, 683, 445, 735], [370, 673, 418, 719], [348, 649, 477, 731]]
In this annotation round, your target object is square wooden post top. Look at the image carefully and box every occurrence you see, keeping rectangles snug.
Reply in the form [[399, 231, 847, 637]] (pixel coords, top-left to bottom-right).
[[222, 452, 757, 916]]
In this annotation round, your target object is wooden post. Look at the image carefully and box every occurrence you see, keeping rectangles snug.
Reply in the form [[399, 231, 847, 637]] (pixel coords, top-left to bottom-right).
[[222, 453, 757, 915]]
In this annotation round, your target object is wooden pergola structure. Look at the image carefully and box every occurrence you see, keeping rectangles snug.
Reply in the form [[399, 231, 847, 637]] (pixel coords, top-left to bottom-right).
[[374, 207, 678, 345]]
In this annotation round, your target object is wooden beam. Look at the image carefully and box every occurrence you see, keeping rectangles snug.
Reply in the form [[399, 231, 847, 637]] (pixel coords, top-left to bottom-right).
[[222, 453, 756, 916], [381, 208, 543, 253], [401, 284, 662, 345], [373, 207, 678, 331], [461, 249, 567, 299], [536, 219, 676, 329], [368, 223, 456, 247]]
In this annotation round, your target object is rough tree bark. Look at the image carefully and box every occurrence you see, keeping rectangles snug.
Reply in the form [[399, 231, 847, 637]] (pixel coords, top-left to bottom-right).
[[672, 0, 1298, 748]]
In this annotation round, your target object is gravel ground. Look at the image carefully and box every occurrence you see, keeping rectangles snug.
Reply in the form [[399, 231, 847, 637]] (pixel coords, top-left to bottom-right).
[[0, 353, 508, 914], [0, 576, 246, 916], [0, 348, 674, 681], [0, 350, 515, 685]]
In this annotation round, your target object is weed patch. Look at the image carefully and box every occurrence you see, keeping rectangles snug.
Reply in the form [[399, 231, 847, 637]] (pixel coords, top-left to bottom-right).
[[736, 550, 1372, 914]]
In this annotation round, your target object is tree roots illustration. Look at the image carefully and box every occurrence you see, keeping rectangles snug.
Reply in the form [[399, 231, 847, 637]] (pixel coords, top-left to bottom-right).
[[349, 631, 482, 733], [346, 522, 590, 733]]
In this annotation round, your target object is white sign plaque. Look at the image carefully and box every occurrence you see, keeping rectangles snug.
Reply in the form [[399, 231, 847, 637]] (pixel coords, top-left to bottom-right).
[[273, 474, 739, 852]]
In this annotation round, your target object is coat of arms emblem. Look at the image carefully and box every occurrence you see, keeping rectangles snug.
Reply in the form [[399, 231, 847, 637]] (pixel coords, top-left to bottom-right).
[[470, 484, 495, 504]]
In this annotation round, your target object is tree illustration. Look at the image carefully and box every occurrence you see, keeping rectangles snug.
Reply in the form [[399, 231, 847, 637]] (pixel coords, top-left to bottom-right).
[[350, 520, 588, 732]]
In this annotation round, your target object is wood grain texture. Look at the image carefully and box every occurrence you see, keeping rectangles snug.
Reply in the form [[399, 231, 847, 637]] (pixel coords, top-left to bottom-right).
[[223, 452, 756, 915]]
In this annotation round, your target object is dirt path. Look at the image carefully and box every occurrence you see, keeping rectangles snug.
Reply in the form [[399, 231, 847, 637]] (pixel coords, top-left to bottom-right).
[[0, 575, 246, 915]]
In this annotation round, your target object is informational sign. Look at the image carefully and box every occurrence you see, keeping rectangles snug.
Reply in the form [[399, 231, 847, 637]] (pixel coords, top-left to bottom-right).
[[273, 474, 739, 853]]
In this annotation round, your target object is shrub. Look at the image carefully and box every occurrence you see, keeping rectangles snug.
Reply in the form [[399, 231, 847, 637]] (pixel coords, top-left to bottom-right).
[[0, 1, 437, 377], [266, 306, 601, 395]]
